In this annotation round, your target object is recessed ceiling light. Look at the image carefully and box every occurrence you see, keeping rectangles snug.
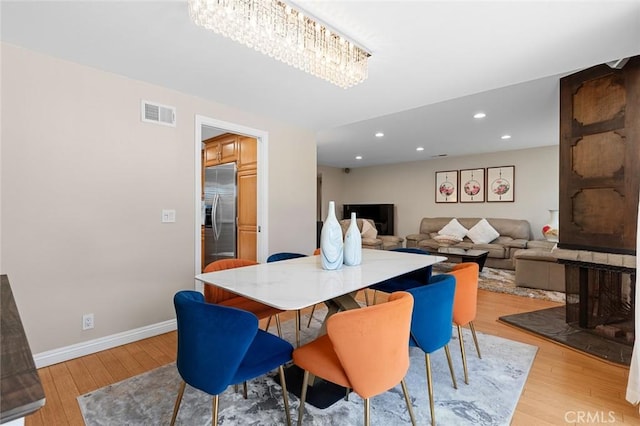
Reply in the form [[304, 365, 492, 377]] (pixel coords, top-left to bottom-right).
[[501, 134, 512, 140], [416, 147, 424, 151], [473, 112, 486, 119], [375, 132, 384, 138], [355, 155, 363, 160]]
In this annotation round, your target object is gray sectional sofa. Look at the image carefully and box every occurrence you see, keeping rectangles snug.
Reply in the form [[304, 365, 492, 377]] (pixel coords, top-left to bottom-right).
[[406, 217, 532, 270]]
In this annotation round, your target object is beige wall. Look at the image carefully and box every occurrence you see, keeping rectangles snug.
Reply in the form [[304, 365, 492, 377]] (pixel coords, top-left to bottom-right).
[[317, 165, 347, 222], [321, 146, 559, 241], [0, 43, 316, 353]]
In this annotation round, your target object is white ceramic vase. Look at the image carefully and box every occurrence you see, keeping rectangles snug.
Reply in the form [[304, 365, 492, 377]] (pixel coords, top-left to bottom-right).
[[542, 209, 559, 242], [320, 201, 344, 270], [343, 212, 362, 266]]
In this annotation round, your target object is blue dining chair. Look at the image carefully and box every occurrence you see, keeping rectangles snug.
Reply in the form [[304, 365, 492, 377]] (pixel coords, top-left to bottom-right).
[[368, 248, 433, 304], [170, 290, 293, 426], [266, 252, 308, 263], [406, 274, 457, 426], [267, 252, 309, 347]]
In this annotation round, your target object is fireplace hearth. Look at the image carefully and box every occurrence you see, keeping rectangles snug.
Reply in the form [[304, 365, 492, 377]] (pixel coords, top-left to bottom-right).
[[558, 253, 636, 347]]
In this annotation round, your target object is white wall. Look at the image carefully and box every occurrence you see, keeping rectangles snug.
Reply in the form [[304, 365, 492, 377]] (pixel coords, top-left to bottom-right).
[[0, 43, 316, 353], [321, 146, 559, 241]]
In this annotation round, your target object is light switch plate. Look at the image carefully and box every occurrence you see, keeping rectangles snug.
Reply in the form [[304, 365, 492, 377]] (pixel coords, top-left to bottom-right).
[[162, 209, 176, 223]]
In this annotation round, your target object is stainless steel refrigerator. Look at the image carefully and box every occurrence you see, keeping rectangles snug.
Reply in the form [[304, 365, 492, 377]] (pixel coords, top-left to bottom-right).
[[203, 163, 236, 266]]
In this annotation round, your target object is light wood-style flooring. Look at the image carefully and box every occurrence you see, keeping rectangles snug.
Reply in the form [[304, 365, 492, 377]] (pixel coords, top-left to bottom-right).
[[25, 289, 639, 425]]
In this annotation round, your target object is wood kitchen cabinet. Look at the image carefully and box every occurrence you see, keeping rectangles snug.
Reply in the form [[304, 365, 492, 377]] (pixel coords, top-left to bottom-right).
[[237, 135, 258, 171], [203, 133, 237, 166], [237, 168, 257, 261], [236, 136, 258, 260]]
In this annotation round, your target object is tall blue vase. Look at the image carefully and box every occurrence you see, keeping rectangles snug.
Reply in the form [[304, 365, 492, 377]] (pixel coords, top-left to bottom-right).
[[343, 212, 362, 266], [320, 201, 343, 270]]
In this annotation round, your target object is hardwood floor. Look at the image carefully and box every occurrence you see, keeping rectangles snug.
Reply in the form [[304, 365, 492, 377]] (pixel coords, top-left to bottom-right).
[[25, 290, 638, 425]]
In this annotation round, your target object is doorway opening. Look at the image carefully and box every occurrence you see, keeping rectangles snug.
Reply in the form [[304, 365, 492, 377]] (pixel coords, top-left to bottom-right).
[[194, 115, 269, 291]]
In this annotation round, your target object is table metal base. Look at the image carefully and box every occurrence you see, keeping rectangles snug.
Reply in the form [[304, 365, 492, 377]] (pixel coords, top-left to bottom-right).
[[273, 365, 349, 409]]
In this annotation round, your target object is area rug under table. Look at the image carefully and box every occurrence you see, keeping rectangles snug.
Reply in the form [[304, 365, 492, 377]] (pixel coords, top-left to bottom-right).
[[78, 324, 538, 426]]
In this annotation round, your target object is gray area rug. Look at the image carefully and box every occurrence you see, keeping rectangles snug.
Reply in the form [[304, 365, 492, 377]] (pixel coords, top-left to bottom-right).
[[434, 263, 565, 303], [79, 313, 538, 426]]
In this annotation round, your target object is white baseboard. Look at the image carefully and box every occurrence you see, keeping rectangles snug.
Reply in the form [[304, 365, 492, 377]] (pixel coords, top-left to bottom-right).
[[33, 319, 177, 368]]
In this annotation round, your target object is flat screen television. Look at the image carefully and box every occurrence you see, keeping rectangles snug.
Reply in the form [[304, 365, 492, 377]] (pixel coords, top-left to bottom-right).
[[343, 204, 395, 235]]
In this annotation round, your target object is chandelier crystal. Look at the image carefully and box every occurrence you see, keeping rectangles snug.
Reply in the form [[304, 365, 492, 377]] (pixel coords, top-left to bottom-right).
[[188, 0, 371, 89]]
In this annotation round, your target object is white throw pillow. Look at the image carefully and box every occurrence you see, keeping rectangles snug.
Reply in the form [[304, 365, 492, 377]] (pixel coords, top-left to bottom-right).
[[437, 218, 468, 240], [466, 219, 500, 244], [360, 219, 378, 239], [433, 234, 463, 246]]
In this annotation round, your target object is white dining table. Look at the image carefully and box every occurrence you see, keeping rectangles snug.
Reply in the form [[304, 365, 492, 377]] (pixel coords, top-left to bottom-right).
[[195, 248, 447, 312], [195, 248, 447, 398]]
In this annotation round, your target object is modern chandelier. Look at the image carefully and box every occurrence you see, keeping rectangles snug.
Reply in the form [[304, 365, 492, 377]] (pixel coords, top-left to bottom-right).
[[187, 0, 371, 89]]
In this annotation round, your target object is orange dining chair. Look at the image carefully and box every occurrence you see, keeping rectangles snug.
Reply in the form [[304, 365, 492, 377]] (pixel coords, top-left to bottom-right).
[[293, 291, 417, 426], [449, 262, 481, 384], [203, 259, 284, 339]]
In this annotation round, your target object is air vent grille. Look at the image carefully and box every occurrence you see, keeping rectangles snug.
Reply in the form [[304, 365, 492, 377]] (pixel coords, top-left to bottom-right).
[[141, 100, 176, 127]]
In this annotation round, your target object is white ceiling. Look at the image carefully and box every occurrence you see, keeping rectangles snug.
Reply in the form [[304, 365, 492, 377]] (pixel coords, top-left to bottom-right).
[[2, 1, 639, 168]]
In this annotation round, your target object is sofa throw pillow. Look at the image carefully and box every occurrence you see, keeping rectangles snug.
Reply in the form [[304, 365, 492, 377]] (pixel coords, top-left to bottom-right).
[[434, 234, 463, 246], [437, 218, 468, 240], [360, 219, 378, 239], [467, 218, 500, 244]]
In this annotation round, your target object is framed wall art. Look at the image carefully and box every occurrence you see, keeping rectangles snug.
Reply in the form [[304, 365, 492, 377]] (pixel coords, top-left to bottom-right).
[[487, 165, 515, 202], [460, 168, 485, 202], [435, 170, 458, 203]]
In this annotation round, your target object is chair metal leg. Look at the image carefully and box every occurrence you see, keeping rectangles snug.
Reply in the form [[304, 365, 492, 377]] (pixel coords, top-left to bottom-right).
[[373, 290, 378, 305], [469, 321, 482, 359], [424, 354, 435, 426], [400, 378, 417, 426], [444, 344, 458, 389], [170, 380, 186, 426], [457, 324, 469, 385], [345, 387, 350, 401], [364, 398, 370, 426], [265, 316, 272, 331], [278, 365, 292, 426], [243, 381, 248, 399], [295, 310, 301, 347], [306, 304, 317, 328], [212, 394, 219, 426], [364, 289, 370, 306], [297, 370, 309, 426], [275, 314, 283, 338]]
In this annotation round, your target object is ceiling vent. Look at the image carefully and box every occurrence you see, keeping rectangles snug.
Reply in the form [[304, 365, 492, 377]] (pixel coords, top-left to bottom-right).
[[141, 100, 176, 127]]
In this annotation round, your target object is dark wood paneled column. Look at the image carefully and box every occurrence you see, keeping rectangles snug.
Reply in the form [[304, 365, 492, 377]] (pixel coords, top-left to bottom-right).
[[559, 56, 640, 254]]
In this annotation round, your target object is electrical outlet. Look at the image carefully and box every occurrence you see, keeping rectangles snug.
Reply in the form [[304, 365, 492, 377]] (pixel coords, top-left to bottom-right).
[[82, 313, 94, 330]]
